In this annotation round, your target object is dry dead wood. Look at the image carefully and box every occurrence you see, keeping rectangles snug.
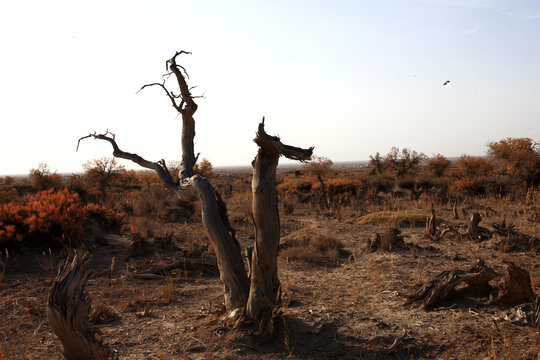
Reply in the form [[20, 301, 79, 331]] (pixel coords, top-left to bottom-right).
[[425, 204, 437, 238], [428, 211, 492, 241], [77, 51, 249, 311], [407, 261, 534, 309], [406, 260, 500, 308], [47, 253, 116, 360], [490, 217, 516, 237], [246, 118, 313, 323], [492, 262, 534, 307], [367, 228, 407, 252]]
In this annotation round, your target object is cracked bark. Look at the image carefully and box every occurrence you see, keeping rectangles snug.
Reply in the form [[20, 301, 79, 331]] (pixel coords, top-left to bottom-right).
[[78, 52, 249, 310], [46, 253, 115, 360], [246, 119, 313, 323]]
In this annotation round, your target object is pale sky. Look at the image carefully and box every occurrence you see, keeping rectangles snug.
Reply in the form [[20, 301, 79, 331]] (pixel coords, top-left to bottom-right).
[[1, 0, 539, 175]]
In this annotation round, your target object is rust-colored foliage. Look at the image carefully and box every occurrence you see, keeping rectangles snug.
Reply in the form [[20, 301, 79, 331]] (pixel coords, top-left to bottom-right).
[[28, 163, 63, 190], [312, 178, 360, 195], [488, 137, 540, 186], [0, 189, 125, 248], [193, 158, 214, 178], [383, 147, 425, 178], [85, 203, 126, 229], [0, 189, 86, 247], [82, 157, 126, 196], [458, 155, 493, 178], [450, 178, 486, 196], [0, 186, 19, 205], [368, 152, 385, 175], [303, 156, 333, 179], [278, 177, 313, 197], [426, 154, 451, 177]]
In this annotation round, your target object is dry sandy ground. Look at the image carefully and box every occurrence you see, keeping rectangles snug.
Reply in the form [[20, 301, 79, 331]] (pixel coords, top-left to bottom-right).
[[1, 183, 539, 359]]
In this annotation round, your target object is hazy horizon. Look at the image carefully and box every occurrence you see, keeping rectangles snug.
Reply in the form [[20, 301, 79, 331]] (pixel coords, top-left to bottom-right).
[[1, 0, 539, 176]]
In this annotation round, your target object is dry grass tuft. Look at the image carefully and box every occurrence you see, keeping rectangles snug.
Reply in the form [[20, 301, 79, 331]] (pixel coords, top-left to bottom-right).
[[357, 210, 427, 227]]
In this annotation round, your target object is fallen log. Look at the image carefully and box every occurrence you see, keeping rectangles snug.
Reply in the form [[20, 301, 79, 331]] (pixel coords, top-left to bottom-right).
[[406, 260, 499, 308]]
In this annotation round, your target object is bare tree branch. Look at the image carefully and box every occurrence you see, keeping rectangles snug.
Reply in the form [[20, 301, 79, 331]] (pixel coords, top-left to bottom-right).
[[138, 82, 182, 112], [77, 131, 177, 192], [167, 51, 197, 115]]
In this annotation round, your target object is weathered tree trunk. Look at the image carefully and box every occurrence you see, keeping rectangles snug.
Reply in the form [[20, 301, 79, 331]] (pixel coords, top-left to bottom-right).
[[467, 212, 481, 238], [78, 52, 249, 311], [317, 174, 329, 208], [47, 253, 115, 360], [425, 204, 436, 238], [246, 119, 312, 323]]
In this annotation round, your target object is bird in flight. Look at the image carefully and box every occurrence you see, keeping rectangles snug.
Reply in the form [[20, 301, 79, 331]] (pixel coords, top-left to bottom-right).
[[443, 80, 451, 86]]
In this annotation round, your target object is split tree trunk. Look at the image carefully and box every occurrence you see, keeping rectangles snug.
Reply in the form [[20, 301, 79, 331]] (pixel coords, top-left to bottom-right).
[[246, 119, 312, 323], [47, 253, 115, 360]]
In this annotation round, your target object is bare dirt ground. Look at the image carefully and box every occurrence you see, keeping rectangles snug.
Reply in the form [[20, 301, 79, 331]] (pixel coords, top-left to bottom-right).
[[1, 168, 539, 359]]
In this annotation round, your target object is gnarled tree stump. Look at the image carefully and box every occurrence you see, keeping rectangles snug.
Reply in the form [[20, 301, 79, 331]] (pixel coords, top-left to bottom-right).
[[493, 262, 534, 307], [47, 253, 115, 360]]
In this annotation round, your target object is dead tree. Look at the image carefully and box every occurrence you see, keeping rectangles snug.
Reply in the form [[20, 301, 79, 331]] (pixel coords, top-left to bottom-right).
[[47, 253, 115, 360], [247, 119, 312, 323], [77, 52, 312, 323]]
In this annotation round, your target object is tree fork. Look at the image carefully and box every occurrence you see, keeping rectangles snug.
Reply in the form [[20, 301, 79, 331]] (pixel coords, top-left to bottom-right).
[[78, 52, 249, 310]]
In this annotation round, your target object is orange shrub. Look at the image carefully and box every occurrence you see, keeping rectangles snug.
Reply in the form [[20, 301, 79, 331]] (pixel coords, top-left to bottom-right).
[[0, 187, 20, 204], [0, 189, 125, 248], [0, 189, 86, 247], [312, 178, 361, 195], [450, 178, 485, 196], [425, 154, 451, 177], [278, 177, 313, 196], [458, 155, 493, 177], [85, 203, 126, 229]]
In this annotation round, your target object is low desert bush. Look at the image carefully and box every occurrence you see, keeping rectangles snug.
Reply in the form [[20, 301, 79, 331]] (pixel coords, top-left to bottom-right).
[[28, 163, 63, 190], [85, 203, 125, 230], [0, 188, 125, 249], [450, 178, 486, 196], [280, 233, 343, 265], [0, 186, 19, 205], [0, 188, 86, 248], [458, 155, 493, 178]]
